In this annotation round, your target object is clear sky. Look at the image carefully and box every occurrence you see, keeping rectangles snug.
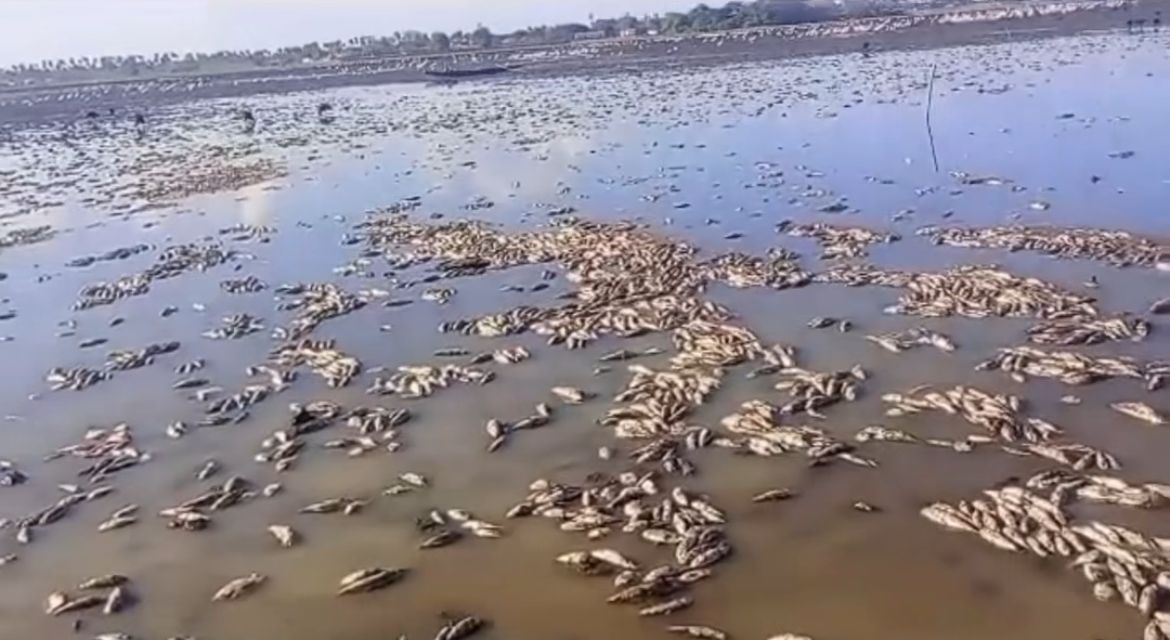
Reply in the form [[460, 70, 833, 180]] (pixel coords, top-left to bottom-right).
[[1, 0, 696, 66]]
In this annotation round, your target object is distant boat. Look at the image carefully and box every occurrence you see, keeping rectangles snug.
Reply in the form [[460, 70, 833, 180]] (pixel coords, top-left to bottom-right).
[[424, 66, 512, 80]]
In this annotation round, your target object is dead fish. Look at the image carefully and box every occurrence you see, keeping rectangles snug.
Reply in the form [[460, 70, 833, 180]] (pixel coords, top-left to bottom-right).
[[79, 338, 108, 349], [852, 501, 879, 513], [196, 460, 219, 481], [103, 586, 127, 615], [98, 514, 136, 532], [551, 386, 590, 404], [95, 634, 134, 640], [173, 378, 209, 390], [807, 317, 836, 329], [639, 596, 693, 616], [300, 498, 354, 513], [0, 554, 16, 566], [420, 530, 462, 549], [336, 567, 407, 595], [383, 484, 413, 496], [212, 573, 265, 601], [47, 593, 103, 615], [1151, 298, 1170, 315], [752, 488, 796, 503], [600, 349, 638, 362], [399, 472, 428, 487], [1111, 402, 1167, 425], [45, 591, 67, 615], [668, 625, 729, 639], [79, 574, 129, 590], [267, 525, 297, 547], [434, 615, 484, 640], [591, 548, 639, 569]]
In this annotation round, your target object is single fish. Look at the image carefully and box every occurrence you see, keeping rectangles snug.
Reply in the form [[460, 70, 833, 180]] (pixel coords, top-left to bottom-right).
[[212, 573, 265, 601], [267, 525, 297, 547]]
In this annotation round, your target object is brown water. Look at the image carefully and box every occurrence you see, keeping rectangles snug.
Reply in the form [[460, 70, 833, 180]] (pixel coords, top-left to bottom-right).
[[1, 29, 1169, 640]]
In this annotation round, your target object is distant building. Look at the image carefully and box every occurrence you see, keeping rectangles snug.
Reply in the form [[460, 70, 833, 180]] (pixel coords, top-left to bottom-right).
[[619, 28, 641, 38]]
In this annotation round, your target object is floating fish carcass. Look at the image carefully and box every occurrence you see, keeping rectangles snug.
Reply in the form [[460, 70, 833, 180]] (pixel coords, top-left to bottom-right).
[[212, 573, 265, 601], [336, 567, 408, 595]]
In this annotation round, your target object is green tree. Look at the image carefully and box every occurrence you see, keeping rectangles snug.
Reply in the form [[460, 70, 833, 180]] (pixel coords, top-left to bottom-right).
[[471, 25, 494, 48]]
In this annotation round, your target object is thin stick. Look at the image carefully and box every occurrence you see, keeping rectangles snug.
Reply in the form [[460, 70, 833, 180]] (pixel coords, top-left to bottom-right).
[[925, 63, 940, 173]]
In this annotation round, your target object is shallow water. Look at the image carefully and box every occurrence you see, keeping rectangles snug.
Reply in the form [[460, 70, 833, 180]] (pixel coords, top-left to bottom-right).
[[1, 29, 1169, 640]]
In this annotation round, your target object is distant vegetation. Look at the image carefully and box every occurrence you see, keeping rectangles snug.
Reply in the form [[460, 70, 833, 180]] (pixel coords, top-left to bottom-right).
[[0, 0, 947, 85]]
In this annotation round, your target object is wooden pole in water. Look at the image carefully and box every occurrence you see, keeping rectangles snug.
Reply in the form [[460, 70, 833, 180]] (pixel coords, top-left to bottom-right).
[[925, 63, 940, 173]]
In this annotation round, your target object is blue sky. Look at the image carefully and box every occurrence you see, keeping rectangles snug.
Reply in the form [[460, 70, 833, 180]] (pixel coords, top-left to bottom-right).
[[1, 0, 696, 66]]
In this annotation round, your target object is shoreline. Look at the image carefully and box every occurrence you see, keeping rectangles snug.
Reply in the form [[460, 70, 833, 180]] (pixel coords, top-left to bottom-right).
[[0, 1, 1163, 124]]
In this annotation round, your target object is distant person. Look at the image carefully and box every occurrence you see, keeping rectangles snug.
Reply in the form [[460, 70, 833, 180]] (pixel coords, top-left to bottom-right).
[[242, 109, 256, 133], [317, 102, 334, 124]]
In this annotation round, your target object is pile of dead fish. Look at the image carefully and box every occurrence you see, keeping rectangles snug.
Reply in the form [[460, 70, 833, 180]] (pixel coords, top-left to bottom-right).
[[781, 221, 899, 259], [1028, 469, 1170, 509], [920, 224, 1170, 268], [1027, 316, 1150, 345], [865, 327, 956, 353], [203, 313, 264, 340], [978, 346, 1152, 388], [772, 365, 867, 418], [511, 473, 729, 618], [921, 481, 1170, 640], [0, 225, 54, 251], [65, 243, 150, 268], [276, 282, 366, 339], [73, 242, 236, 310], [414, 507, 505, 547], [270, 338, 361, 387], [204, 384, 271, 423], [221, 275, 268, 294], [368, 363, 494, 398], [699, 250, 811, 289], [719, 399, 873, 466], [883, 385, 1061, 443], [46, 366, 110, 391], [819, 263, 1097, 319], [10, 482, 116, 547], [135, 158, 285, 203], [72, 275, 151, 311], [106, 340, 181, 370], [364, 216, 743, 351], [44, 574, 131, 617], [893, 265, 1097, 319], [882, 384, 1119, 469], [159, 475, 256, 531], [46, 423, 147, 484]]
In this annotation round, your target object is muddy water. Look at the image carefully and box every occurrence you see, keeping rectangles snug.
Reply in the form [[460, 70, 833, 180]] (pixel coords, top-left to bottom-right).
[[2, 30, 1170, 640]]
